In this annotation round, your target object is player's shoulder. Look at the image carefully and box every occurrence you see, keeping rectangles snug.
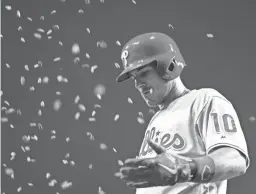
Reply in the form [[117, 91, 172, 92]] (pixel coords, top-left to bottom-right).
[[191, 88, 232, 113], [195, 88, 229, 103]]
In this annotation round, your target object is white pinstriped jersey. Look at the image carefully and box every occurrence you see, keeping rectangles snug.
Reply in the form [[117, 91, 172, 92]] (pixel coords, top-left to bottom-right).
[[136, 88, 250, 194]]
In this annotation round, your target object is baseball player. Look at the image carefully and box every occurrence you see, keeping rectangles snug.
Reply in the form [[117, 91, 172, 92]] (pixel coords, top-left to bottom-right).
[[114, 32, 250, 194]]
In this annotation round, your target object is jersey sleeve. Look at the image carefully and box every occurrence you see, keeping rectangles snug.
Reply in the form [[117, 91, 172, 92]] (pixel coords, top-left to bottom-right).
[[196, 96, 250, 169]]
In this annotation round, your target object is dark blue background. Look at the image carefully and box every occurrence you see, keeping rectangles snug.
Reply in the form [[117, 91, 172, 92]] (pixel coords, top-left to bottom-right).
[[1, 0, 256, 193]]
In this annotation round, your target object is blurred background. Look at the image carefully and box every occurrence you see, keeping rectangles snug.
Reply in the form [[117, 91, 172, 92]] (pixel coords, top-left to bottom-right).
[[1, 0, 256, 193]]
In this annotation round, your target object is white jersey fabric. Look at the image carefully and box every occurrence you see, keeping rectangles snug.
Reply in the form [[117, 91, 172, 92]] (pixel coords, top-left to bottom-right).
[[136, 88, 250, 194]]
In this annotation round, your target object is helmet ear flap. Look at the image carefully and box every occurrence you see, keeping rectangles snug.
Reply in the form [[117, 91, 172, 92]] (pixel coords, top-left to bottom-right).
[[167, 58, 176, 72], [162, 57, 182, 81], [154, 54, 185, 81]]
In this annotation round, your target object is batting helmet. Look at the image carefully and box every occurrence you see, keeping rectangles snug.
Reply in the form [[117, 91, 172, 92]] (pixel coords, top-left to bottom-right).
[[116, 32, 186, 83]]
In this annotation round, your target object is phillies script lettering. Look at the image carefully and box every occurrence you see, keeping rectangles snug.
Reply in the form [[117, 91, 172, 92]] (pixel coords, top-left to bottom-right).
[[139, 127, 186, 157]]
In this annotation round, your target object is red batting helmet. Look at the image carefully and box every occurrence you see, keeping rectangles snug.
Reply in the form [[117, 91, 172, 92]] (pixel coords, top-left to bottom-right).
[[116, 32, 186, 82]]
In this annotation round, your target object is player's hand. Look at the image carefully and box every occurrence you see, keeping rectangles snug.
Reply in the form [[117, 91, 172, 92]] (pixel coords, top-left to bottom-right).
[[115, 139, 194, 188]]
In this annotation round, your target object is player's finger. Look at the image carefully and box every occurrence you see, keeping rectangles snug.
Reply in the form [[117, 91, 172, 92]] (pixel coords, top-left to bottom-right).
[[127, 181, 154, 189], [119, 167, 155, 183], [120, 166, 147, 175], [120, 166, 133, 175], [124, 157, 156, 168], [147, 139, 166, 154], [138, 158, 156, 168], [124, 157, 147, 167], [121, 171, 153, 183], [118, 166, 156, 184], [122, 167, 154, 181], [120, 166, 153, 176]]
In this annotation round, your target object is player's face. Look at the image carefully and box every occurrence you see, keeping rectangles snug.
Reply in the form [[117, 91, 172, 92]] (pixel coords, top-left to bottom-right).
[[130, 63, 171, 107]]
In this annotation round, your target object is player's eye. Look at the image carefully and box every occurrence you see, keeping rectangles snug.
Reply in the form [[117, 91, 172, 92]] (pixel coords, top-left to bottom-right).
[[140, 70, 149, 77]]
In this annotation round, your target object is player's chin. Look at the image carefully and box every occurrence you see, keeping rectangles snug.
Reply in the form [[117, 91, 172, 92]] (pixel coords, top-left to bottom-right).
[[141, 93, 158, 107], [145, 99, 158, 107], [147, 102, 157, 107]]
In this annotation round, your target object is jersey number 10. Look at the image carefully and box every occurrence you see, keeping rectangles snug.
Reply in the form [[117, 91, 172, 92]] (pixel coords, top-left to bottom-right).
[[211, 113, 237, 133]]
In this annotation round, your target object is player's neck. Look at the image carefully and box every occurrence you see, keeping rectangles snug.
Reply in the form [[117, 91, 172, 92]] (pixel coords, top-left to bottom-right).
[[158, 78, 189, 110]]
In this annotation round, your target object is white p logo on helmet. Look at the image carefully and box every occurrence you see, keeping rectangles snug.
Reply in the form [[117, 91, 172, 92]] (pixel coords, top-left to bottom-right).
[[121, 50, 129, 68]]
